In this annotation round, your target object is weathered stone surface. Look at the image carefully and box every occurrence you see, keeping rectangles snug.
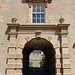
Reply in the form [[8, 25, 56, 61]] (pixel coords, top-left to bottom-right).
[[6, 64, 22, 69], [8, 48, 16, 54], [54, 44, 59, 49], [7, 69, 15, 74], [56, 54, 70, 58], [6, 64, 15, 68], [62, 54, 70, 58], [62, 48, 69, 54], [56, 64, 71, 69], [55, 48, 60, 54], [56, 54, 61, 58], [15, 64, 22, 68], [63, 64, 71, 68], [8, 59, 15, 64], [8, 43, 16, 48], [56, 64, 61, 68], [0, 0, 74, 75], [63, 59, 71, 64], [56, 69, 61, 74], [62, 43, 68, 47], [7, 54, 23, 58], [15, 69, 22, 74], [63, 69, 72, 74]]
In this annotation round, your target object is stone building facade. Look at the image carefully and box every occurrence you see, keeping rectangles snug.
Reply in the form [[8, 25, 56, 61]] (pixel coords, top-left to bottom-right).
[[0, 0, 75, 75], [29, 50, 43, 60]]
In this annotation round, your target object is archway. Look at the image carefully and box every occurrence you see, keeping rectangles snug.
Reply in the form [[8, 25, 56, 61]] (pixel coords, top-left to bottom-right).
[[22, 38, 56, 75]]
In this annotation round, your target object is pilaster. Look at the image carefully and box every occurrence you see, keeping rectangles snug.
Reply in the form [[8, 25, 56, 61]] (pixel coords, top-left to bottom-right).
[[56, 27, 72, 75], [62, 34, 72, 75], [6, 26, 19, 75]]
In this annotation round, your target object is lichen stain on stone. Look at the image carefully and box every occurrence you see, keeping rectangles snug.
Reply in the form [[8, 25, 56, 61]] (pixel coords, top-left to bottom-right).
[[0, 0, 7, 8], [1, 0, 5, 3]]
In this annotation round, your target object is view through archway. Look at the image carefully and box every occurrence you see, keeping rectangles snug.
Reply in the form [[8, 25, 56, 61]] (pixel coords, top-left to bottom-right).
[[29, 50, 44, 68], [22, 38, 56, 75]]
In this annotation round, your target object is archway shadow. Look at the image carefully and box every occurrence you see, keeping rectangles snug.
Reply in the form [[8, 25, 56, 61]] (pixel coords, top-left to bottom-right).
[[22, 38, 56, 75]]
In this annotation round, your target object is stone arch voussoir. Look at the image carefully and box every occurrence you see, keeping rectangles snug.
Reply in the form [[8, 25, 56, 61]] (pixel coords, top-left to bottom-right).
[[18, 36, 33, 49], [18, 36, 59, 51], [50, 39, 59, 49]]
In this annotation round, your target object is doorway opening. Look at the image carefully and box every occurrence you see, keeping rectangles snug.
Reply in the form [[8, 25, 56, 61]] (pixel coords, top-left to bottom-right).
[[22, 38, 56, 75]]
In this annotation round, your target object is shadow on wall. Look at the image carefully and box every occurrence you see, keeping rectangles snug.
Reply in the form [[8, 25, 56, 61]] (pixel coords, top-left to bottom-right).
[[21, 0, 52, 3], [21, 0, 28, 3]]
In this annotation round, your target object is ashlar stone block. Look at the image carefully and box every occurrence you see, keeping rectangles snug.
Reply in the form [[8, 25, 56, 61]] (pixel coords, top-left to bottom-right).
[[15, 69, 22, 74], [7, 54, 23, 59], [8, 43, 16, 48], [63, 69, 72, 74], [62, 48, 69, 54], [55, 48, 60, 54], [7, 54, 15, 58], [56, 64, 61, 68], [17, 48, 22, 54], [62, 54, 70, 58], [16, 59, 22, 64], [7, 69, 15, 74], [56, 69, 61, 74], [6, 64, 15, 68], [16, 54, 23, 59], [8, 59, 15, 64], [63, 59, 70, 64], [56, 59, 61, 64], [54, 44, 59, 49], [62, 43, 68, 47], [10, 36, 16, 43], [62, 35, 68, 43], [56, 54, 61, 58], [8, 48, 16, 54], [15, 64, 22, 68], [63, 64, 71, 68]]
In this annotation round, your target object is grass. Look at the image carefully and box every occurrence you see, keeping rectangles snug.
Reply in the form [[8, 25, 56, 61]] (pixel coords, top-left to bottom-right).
[[29, 62, 33, 67], [29, 59, 41, 61]]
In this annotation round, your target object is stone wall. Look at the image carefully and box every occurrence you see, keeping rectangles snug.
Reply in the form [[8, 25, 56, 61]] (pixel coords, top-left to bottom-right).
[[0, 0, 75, 75], [68, 0, 75, 75]]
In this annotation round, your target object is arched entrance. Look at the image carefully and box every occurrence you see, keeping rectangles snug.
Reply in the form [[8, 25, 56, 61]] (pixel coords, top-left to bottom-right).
[[6, 23, 72, 75], [22, 38, 56, 75]]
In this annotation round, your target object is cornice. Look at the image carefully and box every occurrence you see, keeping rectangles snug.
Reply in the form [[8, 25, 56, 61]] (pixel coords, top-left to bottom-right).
[[7, 23, 70, 29]]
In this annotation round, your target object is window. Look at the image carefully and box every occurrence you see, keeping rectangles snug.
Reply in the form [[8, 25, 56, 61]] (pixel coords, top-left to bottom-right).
[[32, 4, 45, 23]]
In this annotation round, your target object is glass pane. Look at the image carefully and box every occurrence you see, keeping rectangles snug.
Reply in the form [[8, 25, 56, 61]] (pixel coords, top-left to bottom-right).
[[41, 4, 44, 9], [33, 14, 36, 19], [33, 9, 36, 12], [33, 19, 36, 23], [37, 14, 40, 19], [37, 19, 40, 23], [37, 9, 40, 12], [41, 19, 45, 23], [41, 9, 45, 12], [37, 4, 40, 9], [33, 4, 36, 9], [41, 14, 45, 19]]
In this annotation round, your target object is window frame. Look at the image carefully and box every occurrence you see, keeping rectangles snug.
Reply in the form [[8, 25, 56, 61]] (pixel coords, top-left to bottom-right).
[[31, 4, 45, 23]]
